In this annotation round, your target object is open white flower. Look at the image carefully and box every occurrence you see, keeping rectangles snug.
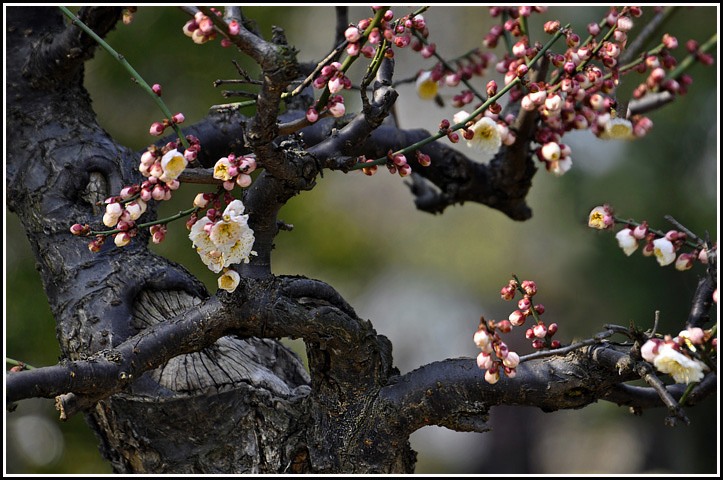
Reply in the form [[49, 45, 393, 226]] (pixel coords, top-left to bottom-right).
[[189, 200, 256, 273], [160, 149, 188, 182], [467, 117, 502, 160], [615, 228, 638, 256], [652, 237, 676, 266], [218, 269, 241, 293], [189, 217, 225, 273], [599, 117, 634, 140], [653, 344, 708, 384], [415, 71, 438, 100]]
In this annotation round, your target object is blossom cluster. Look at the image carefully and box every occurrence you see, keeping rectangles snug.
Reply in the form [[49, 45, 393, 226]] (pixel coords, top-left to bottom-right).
[[213, 154, 257, 191], [588, 204, 717, 270], [474, 277, 559, 384], [473, 317, 520, 385], [413, 6, 712, 179], [641, 327, 715, 384], [187, 197, 256, 292], [182, 8, 241, 46], [344, 8, 430, 61]]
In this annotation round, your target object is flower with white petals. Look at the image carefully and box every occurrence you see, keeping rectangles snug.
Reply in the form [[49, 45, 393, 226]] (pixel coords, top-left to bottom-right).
[[547, 157, 572, 176], [415, 71, 438, 100], [599, 117, 634, 140], [218, 269, 241, 293], [190, 199, 257, 273], [652, 237, 676, 266], [653, 343, 708, 384], [615, 228, 638, 256], [160, 149, 188, 182], [213, 157, 234, 181], [189, 217, 225, 273], [588, 205, 613, 230], [466, 117, 502, 159]]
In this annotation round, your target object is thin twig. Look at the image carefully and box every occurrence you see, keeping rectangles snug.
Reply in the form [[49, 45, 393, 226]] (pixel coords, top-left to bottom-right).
[[519, 329, 615, 363]]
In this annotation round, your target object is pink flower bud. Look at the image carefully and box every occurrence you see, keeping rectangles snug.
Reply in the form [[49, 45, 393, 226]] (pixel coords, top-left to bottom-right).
[[236, 173, 252, 188], [345, 26, 361, 43], [70, 223, 89, 236], [152, 184, 166, 201], [328, 100, 346, 118], [420, 43, 435, 58], [477, 351, 493, 370], [509, 310, 526, 326], [547, 323, 558, 336], [328, 75, 344, 94], [172, 112, 185, 124], [518, 297, 531, 311], [392, 153, 407, 167], [416, 151, 431, 167], [500, 285, 516, 300], [533, 323, 547, 339], [114, 232, 131, 247], [473, 329, 490, 348], [312, 76, 327, 89], [616, 16, 633, 32], [193, 193, 211, 208], [503, 351, 520, 368], [497, 320, 512, 334], [149, 122, 165, 136], [346, 42, 360, 56], [398, 164, 412, 177], [305, 107, 319, 123], [228, 20, 240, 36], [152, 84, 162, 96], [484, 368, 500, 384]]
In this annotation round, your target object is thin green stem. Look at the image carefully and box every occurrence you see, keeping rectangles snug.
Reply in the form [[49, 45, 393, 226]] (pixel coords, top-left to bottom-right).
[[88, 206, 201, 237], [58, 6, 190, 149], [6, 358, 37, 370], [666, 33, 717, 81], [411, 30, 487, 104], [677, 381, 696, 406]]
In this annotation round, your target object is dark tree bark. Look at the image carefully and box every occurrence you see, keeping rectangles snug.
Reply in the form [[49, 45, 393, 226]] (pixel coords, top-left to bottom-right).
[[5, 6, 716, 474]]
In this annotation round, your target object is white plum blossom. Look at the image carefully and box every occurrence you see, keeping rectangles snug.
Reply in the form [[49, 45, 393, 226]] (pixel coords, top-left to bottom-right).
[[652, 343, 708, 384], [218, 269, 241, 293], [467, 116, 502, 160], [652, 237, 676, 266], [189, 200, 256, 275], [415, 71, 438, 100], [599, 117, 634, 140], [160, 149, 187, 182], [615, 228, 638, 256]]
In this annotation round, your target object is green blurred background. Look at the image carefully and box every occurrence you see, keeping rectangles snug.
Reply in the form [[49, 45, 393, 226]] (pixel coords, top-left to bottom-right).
[[5, 6, 718, 474]]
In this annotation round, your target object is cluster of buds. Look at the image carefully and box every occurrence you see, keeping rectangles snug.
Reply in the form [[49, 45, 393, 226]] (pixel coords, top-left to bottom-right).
[[474, 277, 560, 384], [501, 278, 560, 350], [386, 150, 412, 177], [313, 62, 351, 95], [305, 95, 346, 123], [588, 205, 717, 271], [212, 154, 257, 190], [70, 191, 149, 250], [473, 316, 520, 384], [470, 6, 714, 178], [344, 9, 428, 60], [641, 327, 715, 384], [147, 99, 186, 138], [182, 9, 223, 45]]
